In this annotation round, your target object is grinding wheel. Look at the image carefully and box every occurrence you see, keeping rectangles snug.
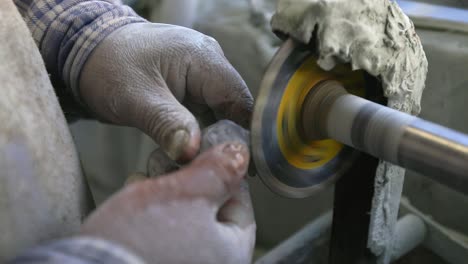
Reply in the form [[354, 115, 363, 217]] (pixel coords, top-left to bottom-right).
[[252, 39, 372, 198]]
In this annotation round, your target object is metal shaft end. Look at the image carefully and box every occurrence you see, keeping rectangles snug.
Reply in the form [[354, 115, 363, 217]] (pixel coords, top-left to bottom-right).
[[301, 80, 348, 142]]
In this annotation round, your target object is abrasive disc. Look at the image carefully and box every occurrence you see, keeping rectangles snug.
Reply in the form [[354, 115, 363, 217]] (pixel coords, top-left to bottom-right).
[[251, 39, 368, 198]]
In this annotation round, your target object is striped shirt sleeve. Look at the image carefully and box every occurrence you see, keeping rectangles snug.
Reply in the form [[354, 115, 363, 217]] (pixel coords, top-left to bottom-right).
[[8, 236, 146, 264], [13, 0, 146, 106]]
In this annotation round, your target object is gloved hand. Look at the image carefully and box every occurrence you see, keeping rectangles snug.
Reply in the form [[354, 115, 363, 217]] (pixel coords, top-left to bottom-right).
[[81, 142, 256, 264], [79, 23, 253, 161]]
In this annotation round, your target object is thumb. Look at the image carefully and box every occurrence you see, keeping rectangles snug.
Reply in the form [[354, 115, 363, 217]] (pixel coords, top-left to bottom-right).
[[130, 88, 201, 162]]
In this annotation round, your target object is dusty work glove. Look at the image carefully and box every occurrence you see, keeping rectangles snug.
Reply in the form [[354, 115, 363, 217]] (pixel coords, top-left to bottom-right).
[[81, 142, 256, 264], [79, 23, 253, 161]]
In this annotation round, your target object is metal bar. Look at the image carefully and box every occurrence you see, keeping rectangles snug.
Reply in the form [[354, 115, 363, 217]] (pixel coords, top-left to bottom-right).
[[400, 197, 468, 264], [303, 81, 468, 195], [255, 212, 332, 264], [398, 120, 468, 195], [255, 210, 430, 263], [391, 214, 427, 261]]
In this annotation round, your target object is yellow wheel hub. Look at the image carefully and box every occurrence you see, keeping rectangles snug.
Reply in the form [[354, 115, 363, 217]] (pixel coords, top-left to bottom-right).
[[277, 56, 366, 170], [251, 39, 370, 198]]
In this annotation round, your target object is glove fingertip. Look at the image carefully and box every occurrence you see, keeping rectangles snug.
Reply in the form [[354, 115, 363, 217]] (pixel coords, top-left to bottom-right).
[[169, 128, 201, 163]]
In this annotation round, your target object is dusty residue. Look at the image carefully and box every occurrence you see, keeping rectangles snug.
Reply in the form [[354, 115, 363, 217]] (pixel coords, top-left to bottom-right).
[[271, 0, 428, 114], [271, 0, 428, 262]]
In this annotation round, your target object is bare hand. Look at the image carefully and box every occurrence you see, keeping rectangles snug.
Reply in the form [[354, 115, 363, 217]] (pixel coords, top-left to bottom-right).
[[81, 142, 256, 264]]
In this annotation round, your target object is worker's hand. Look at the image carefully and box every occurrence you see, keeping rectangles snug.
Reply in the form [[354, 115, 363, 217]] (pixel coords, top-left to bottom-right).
[[81, 142, 256, 264], [79, 23, 253, 161]]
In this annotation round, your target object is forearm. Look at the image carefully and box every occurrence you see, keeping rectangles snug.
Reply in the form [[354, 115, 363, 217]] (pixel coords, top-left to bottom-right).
[[13, 0, 146, 117], [8, 237, 145, 264]]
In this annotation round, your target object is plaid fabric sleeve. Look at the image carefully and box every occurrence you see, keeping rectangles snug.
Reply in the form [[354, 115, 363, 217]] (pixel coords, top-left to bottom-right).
[[7, 236, 146, 264], [13, 0, 146, 111]]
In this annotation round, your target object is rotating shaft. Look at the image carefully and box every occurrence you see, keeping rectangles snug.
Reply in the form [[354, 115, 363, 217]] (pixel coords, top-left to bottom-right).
[[302, 81, 468, 195]]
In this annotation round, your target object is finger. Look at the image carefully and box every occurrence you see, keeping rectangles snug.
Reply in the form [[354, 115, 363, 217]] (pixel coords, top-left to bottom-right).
[[128, 86, 201, 162], [217, 180, 255, 228], [185, 37, 254, 128], [148, 142, 250, 206]]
